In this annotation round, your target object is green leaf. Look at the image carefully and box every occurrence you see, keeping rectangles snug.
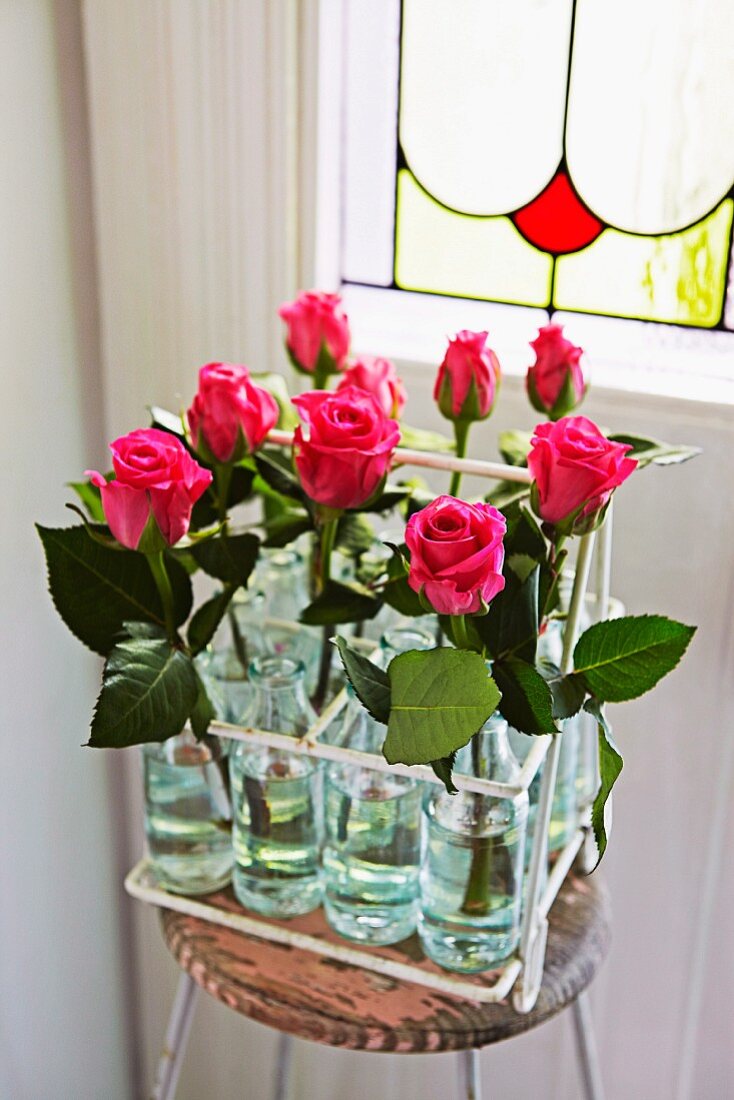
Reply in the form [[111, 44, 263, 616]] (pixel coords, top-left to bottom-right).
[[67, 479, 106, 523], [334, 636, 391, 724], [381, 575, 425, 617], [549, 672, 586, 720], [254, 449, 306, 503], [608, 433, 701, 468], [187, 587, 237, 655], [355, 484, 411, 513], [336, 512, 375, 558], [262, 510, 313, 548], [506, 552, 538, 584], [585, 698, 623, 867], [190, 670, 216, 739], [398, 424, 454, 452], [190, 464, 256, 529], [123, 621, 167, 640], [431, 752, 459, 794], [189, 532, 260, 586], [251, 371, 299, 431], [474, 562, 539, 663], [300, 579, 382, 626], [37, 525, 192, 656], [493, 658, 557, 735], [486, 480, 531, 510], [498, 430, 532, 468], [573, 615, 696, 702], [89, 638, 199, 747], [383, 649, 501, 766], [149, 405, 186, 438], [504, 505, 547, 561]]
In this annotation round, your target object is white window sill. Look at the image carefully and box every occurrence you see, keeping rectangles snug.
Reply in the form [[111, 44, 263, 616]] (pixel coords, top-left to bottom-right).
[[341, 283, 734, 407]]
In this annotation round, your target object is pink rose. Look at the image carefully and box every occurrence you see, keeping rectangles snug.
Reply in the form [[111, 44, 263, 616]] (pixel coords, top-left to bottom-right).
[[405, 496, 506, 616], [526, 324, 587, 420], [528, 416, 637, 532], [87, 428, 212, 550], [187, 362, 278, 463], [337, 355, 407, 419], [434, 330, 500, 422], [278, 290, 350, 376], [292, 386, 401, 511]]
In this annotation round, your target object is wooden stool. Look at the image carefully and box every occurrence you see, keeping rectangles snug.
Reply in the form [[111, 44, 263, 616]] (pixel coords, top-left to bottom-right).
[[151, 868, 610, 1100]]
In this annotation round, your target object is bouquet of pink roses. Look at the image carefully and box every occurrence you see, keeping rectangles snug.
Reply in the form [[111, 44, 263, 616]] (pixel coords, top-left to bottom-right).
[[38, 289, 697, 868]]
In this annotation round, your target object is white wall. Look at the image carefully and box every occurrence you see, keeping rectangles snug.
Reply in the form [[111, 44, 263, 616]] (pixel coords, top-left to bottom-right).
[[0, 2, 132, 1097], [62, 2, 734, 1097]]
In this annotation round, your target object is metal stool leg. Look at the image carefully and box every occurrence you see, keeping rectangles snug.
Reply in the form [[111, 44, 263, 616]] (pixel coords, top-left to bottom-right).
[[571, 991, 605, 1100], [151, 972, 199, 1100], [457, 1049, 482, 1100], [272, 1032, 294, 1100]]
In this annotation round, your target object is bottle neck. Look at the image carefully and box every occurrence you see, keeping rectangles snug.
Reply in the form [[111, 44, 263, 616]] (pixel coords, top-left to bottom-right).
[[344, 685, 382, 753], [247, 657, 313, 736], [459, 714, 518, 783]]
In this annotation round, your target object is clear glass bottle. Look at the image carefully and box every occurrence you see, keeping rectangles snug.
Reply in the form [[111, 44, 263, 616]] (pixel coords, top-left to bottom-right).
[[541, 588, 588, 853], [143, 730, 233, 895], [575, 707, 599, 813], [257, 548, 321, 690], [229, 656, 323, 917], [227, 588, 268, 664], [378, 623, 436, 668], [196, 647, 252, 726], [321, 624, 433, 945], [419, 715, 528, 973]]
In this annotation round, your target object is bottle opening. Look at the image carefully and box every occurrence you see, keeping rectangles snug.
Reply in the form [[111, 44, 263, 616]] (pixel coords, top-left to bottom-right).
[[249, 654, 305, 686]]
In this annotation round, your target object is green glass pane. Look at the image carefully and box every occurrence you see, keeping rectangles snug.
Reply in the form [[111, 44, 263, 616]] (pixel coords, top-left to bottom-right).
[[554, 200, 733, 327], [395, 169, 553, 307]]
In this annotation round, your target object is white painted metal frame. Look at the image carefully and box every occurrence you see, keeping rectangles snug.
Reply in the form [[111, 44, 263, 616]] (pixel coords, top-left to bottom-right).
[[126, 438, 613, 1016]]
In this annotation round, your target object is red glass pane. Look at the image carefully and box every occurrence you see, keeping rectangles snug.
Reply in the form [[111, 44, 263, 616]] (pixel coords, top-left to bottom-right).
[[512, 169, 603, 254]]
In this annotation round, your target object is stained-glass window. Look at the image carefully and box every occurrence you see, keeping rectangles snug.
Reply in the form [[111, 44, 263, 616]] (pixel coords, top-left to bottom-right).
[[341, 0, 734, 332]]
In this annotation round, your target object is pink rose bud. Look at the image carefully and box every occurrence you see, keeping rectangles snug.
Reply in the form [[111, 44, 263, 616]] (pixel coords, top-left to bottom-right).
[[528, 416, 637, 534], [278, 290, 350, 376], [86, 428, 212, 551], [405, 496, 506, 616], [292, 386, 401, 511], [337, 355, 407, 419], [526, 323, 587, 420], [186, 362, 279, 464], [434, 330, 501, 423]]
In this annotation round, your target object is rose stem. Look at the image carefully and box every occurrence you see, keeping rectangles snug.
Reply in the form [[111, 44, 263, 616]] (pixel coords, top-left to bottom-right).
[[215, 463, 233, 523], [214, 462, 251, 677], [460, 731, 492, 916], [312, 343, 331, 391], [449, 420, 470, 497], [452, 612, 472, 652], [147, 551, 176, 643], [448, 613, 492, 915], [313, 516, 339, 711]]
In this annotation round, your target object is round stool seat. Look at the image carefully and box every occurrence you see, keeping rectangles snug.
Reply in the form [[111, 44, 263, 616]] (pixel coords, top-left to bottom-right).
[[160, 869, 610, 1052]]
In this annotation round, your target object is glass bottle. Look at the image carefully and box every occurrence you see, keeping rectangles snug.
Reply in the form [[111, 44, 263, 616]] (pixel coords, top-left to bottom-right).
[[419, 714, 528, 973], [142, 730, 233, 895], [257, 548, 321, 690], [378, 623, 436, 668], [229, 656, 322, 917], [196, 646, 252, 726], [542, 579, 591, 852], [321, 626, 433, 945]]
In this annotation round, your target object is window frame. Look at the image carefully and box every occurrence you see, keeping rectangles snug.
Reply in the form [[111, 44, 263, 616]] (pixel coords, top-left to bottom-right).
[[306, 0, 734, 406]]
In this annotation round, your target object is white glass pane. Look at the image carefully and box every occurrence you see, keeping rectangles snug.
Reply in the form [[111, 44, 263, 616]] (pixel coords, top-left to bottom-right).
[[399, 0, 573, 215], [341, 0, 400, 285], [567, 0, 734, 234]]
